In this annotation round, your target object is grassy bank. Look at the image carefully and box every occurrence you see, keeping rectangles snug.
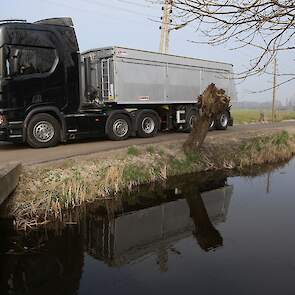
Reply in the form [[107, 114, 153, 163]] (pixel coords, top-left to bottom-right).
[[232, 109, 295, 124], [10, 130, 295, 230]]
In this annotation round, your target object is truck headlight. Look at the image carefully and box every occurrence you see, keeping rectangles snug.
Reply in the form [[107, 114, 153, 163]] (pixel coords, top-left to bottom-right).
[[0, 115, 6, 126]]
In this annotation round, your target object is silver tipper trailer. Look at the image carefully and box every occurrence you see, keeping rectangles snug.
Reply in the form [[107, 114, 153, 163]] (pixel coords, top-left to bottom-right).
[[81, 46, 235, 140], [82, 46, 236, 105]]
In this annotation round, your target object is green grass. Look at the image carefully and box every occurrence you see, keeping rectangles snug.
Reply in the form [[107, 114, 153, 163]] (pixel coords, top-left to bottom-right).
[[122, 164, 150, 183], [273, 130, 289, 145], [232, 109, 295, 124], [146, 145, 156, 154], [127, 146, 140, 156], [168, 152, 201, 174], [241, 131, 290, 153]]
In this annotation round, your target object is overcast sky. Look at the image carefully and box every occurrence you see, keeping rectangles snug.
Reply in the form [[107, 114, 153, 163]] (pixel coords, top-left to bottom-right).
[[1, 0, 294, 103]]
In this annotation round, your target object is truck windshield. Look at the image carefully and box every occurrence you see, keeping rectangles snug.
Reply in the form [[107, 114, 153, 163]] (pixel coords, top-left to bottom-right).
[[0, 47, 3, 80]]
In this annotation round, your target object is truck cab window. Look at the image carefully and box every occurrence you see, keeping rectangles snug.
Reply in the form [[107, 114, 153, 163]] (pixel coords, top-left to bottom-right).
[[5, 46, 56, 77], [0, 47, 3, 79]]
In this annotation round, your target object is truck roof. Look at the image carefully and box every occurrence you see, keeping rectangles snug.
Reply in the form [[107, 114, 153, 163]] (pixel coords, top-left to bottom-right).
[[0, 17, 78, 52], [0, 17, 73, 28], [82, 46, 234, 68]]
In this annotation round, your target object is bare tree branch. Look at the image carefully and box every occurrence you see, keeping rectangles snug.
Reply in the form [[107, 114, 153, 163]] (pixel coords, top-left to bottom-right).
[[166, 0, 295, 79]]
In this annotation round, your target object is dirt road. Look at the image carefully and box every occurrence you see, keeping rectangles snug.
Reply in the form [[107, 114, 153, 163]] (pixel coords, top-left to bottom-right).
[[0, 122, 294, 166]]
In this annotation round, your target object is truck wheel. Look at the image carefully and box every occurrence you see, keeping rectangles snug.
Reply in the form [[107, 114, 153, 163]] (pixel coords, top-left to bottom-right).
[[215, 111, 229, 130], [183, 109, 198, 132], [136, 112, 159, 138], [209, 120, 215, 131], [27, 113, 60, 148], [107, 113, 131, 141]]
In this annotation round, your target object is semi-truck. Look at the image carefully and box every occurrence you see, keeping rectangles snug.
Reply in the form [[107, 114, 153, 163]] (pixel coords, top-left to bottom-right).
[[0, 17, 235, 148]]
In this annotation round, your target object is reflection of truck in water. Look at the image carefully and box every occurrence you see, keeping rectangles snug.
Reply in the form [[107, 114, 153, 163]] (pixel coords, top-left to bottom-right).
[[0, 175, 233, 293], [0, 226, 84, 295], [0, 18, 234, 148], [86, 184, 233, 267]]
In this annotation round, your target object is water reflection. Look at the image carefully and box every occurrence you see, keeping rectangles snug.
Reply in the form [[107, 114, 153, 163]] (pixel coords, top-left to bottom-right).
[[185, 188, 224, 251], [0, 227, 84, 295], [0, 172, 232, 294], [84, 173, 232, 267]]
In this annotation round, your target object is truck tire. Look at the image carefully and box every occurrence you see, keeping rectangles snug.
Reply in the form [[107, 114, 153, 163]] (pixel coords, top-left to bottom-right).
[[215, 111, 229, 130], [209, 120, 215, 131], [183, 109, 198, 132], [136, 112, 159, 138], [27, 113, 60, 148], [106, 113, 131, 141]]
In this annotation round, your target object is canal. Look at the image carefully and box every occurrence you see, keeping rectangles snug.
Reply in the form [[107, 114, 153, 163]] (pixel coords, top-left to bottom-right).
[[1, 158, 295, 295]]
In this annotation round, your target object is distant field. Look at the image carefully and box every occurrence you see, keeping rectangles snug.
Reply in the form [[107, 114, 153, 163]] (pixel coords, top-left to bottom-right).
[[231, 109, 295, 124]]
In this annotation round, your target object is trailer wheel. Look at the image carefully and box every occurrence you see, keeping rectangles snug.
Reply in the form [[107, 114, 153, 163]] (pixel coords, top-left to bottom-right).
[[136, 112, 159, 138], [215, 111, 229, 130], [107, 113, 131, 141], [27, 113, 60, 148], [183, 109, 198, 132], [209, 120, 215, 131]]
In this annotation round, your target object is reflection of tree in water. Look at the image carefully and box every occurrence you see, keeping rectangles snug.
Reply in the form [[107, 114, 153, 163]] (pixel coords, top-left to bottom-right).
[[184, 186, 223, 252]]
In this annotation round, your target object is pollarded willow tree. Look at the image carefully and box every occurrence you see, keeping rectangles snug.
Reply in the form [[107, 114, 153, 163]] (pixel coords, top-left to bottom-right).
[[183, 84, 230, 153]]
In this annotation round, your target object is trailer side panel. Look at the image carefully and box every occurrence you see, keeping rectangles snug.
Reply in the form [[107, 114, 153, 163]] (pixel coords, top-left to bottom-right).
[[81, 47, 235, 105]]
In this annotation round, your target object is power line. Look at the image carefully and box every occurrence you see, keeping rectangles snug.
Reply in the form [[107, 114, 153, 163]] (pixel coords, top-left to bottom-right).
[[41, 0, 158, 24], [115, 0, 153, 8], [82, 0, 159, 18], [41, 0, 104, 15]]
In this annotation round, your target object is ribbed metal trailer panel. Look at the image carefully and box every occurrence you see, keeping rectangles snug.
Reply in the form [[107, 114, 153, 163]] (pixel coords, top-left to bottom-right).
[[81, 47, 236, 105]]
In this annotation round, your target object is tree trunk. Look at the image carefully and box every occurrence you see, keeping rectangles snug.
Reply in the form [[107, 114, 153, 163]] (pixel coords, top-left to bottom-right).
[[183, 115, 211, 154]]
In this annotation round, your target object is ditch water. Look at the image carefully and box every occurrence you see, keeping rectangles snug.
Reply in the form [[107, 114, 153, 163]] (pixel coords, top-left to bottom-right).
[[1, 158, 295, 295]]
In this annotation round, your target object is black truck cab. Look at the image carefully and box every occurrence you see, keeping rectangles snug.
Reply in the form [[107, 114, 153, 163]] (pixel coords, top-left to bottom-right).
[[0, 18, 106, 147]]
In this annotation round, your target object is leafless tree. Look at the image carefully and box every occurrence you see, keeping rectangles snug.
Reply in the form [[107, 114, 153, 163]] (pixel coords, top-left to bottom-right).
[[168, 1, 295, 81]]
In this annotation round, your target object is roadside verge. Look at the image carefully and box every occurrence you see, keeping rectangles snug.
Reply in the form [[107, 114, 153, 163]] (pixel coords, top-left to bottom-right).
[[10, 127, 295, 230]]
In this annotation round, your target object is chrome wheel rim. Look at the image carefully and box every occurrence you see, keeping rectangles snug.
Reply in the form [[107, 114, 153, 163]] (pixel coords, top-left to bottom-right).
[[220, 114, 228, 127], [210, 120, 214, 128], [113, 119, 129, 137], [33, 121, 55, 143], [142, 117, 155, 134]]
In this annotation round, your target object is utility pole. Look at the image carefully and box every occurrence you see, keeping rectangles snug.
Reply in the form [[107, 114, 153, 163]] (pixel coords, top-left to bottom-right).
[[159, 0, 173, 54], [272, 57, 277, 122]]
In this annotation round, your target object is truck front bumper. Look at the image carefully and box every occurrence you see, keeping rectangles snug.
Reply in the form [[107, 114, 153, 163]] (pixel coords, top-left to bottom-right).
[[0, 127, 9, 141], [0, 123, 24, 143]]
